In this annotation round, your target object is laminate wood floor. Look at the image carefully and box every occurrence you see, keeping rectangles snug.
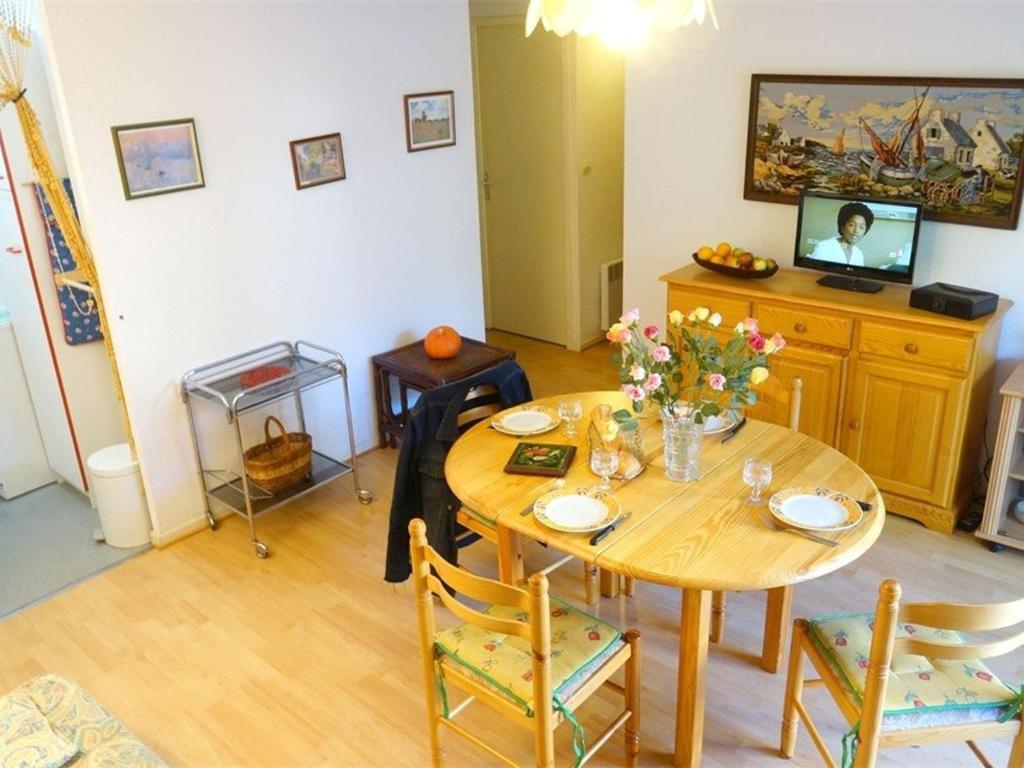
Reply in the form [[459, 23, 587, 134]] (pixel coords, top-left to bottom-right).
[[0, 331, 1019, 767]]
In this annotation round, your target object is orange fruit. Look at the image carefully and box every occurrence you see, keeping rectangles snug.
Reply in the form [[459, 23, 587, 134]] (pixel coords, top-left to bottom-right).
[[697, 245, 714, 261], [710, 254, 726, 265], [715, 242, 732, 258]]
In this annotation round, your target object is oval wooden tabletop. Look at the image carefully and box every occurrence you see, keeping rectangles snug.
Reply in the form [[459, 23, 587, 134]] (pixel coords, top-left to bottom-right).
[[445, 391, 885, 592]]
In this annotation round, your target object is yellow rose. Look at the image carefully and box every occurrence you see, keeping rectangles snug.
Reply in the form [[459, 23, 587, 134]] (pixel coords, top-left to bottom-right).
[[763, 339, 776, 355], [668, 309, 684, 326], [750, 366, 769, 385], [694, 306, 710, 321], [734, 322, 745, 334]]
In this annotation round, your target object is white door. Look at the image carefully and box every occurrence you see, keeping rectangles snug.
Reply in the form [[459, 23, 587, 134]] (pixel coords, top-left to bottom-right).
[[476, 21, 567, 345]]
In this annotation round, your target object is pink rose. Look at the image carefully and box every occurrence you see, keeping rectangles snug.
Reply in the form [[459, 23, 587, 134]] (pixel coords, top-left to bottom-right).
[[643, 324, 659, 340], [748, 332, 765, 352], [770, 332, 786, 352], [644, 373, 662, 392], [623, 384, 645, 402], [652, 345, 671, 362], [619, 308, 640, 325], [742, 317, 759, 333], [708, 373, 726, 391]]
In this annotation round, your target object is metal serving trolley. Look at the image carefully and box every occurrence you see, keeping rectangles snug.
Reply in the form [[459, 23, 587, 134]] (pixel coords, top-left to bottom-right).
[[181, 341, 373, 558]]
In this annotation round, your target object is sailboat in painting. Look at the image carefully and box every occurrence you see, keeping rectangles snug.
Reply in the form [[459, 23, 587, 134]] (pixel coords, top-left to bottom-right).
[[831, 128, 845, 156]]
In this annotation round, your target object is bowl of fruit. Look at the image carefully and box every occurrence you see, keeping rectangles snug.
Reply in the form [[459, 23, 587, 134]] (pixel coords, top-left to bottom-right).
[[693, 242, 778, 279]]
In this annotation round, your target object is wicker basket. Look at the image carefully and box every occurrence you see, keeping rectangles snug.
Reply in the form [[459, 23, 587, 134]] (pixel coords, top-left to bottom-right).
[[243, 416, 312, 493]]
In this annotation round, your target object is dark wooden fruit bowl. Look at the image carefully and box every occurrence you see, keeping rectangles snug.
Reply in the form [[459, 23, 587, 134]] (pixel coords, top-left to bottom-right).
[[691, 252, 779, 279]]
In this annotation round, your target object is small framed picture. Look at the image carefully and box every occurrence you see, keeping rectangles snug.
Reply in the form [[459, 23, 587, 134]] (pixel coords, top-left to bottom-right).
[[404, 90, 456, 152], [289, 132, 346, 190], [111, 118, 205, 200]]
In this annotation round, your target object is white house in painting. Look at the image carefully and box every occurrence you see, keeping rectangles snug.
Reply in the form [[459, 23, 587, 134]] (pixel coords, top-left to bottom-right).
[[971, 119, 1012, 172], [923, 109, 976, 169]]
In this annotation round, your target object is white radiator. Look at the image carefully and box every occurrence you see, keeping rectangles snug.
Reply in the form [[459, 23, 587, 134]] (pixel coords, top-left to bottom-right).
[[600, 259, 623, 330]]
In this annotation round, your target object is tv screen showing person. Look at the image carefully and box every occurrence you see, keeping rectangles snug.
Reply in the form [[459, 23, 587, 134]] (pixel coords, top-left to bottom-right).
[[799, 196, 918, 274]]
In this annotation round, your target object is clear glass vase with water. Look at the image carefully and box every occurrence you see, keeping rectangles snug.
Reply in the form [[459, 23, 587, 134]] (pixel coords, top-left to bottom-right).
[[661, 404, 703, 482]]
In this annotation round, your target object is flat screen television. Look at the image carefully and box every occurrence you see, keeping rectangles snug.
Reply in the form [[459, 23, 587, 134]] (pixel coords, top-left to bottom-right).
[[793, 192, 923, 293]]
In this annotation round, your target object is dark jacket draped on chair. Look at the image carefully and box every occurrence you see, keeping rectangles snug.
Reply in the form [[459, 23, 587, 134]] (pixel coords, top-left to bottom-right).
[[384, 360, 532, 582]]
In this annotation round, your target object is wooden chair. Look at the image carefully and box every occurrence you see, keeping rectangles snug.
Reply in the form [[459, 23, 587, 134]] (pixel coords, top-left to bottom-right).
[[781, 579, 1024, 767], [410, 518, 641, 767], [710, 376, 803, 660], [454, 384, 633, 604]]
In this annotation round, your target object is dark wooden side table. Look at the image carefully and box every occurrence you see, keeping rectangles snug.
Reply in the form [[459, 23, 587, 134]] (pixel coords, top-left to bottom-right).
[[372, 337, 515, 448]]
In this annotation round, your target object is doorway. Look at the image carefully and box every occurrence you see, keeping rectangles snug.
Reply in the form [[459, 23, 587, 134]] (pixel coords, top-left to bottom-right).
[[471, 12, 624, 353]]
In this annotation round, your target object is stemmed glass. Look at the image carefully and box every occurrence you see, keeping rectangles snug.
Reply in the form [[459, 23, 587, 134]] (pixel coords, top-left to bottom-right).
[[590, 449, 619, 492], [558, 398, 583, 438], [743, 458, 773, 504]]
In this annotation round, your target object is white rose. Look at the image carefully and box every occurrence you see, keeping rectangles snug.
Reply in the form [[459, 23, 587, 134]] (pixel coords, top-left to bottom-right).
[[629, 363, 646, 382], [709, 312, 722, 327]]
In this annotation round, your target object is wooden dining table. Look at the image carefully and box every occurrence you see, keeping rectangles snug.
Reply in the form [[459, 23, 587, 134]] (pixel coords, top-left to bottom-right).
[[445, 391, 885, 768]]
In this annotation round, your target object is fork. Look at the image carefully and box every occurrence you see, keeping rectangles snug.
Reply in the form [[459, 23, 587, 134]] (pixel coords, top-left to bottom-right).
[[759, 511, 839, 548]]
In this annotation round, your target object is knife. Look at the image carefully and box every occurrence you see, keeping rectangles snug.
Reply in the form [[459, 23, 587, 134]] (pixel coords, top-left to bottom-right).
[[589, 512, 631, 546], [720, 417, 747, 443]]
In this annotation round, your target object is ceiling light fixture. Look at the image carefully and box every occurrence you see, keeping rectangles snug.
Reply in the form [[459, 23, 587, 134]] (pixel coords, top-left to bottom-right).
[[525, 0, 718, 49]]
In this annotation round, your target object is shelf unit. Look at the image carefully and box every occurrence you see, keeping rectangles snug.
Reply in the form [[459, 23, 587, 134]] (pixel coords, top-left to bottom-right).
[[181, 341, 373, 558], [977, 361, 1024, 553]]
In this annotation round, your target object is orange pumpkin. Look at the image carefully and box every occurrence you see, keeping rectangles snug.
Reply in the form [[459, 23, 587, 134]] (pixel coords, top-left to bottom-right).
[[424, 326, 462, 359]]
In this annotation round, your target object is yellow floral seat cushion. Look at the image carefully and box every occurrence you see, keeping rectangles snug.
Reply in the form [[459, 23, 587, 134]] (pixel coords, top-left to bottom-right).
[[435, 597, 622, 713], [0, 691, 78, 768], [809, 613, 1019, 731]]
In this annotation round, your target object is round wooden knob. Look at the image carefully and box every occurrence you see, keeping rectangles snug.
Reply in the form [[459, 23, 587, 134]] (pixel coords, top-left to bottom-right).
[[904, 342, 919, 354], [849, 420, 860, 431], [794, 322, 807, 333]]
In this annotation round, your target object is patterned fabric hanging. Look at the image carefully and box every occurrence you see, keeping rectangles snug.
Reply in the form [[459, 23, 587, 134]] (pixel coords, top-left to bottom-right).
[[32, 178, 102, 345]]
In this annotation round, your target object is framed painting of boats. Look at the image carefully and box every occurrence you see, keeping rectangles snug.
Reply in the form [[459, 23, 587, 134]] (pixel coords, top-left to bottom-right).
[[744, 75, 1024, 229]]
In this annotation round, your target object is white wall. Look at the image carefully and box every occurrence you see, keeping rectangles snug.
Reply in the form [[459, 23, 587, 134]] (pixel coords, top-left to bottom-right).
[[624, 1, 1024, 415], [0, 35, 124, 493], [40, 0, 484, 542]]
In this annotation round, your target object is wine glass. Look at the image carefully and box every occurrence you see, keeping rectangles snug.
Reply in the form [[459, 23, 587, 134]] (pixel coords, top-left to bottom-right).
[[558, 398, 583, 438], [590, 449, 619, 492], [743, 458, 773, 504]]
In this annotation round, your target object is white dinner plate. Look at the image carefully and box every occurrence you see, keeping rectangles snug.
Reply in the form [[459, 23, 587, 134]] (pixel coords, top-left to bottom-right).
[[768, 487, 863, 532], [533, 489, 621, 533], [491, 406, 558, 436], [701, 410, 739, 435]]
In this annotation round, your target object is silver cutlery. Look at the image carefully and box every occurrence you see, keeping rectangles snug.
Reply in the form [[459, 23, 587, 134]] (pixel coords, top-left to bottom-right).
[[519, 478, 566, 516], [759, 511, 839, 548], [589, 511, 633, 545]]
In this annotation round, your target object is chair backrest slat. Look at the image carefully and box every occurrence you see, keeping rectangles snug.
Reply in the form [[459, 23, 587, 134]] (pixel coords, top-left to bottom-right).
[[428, 574, 533, 641], [900, 598, 1024, 633], [457, 384, 503, 431], [893, 628, 1024, 662], [424, 546, 531, 611]]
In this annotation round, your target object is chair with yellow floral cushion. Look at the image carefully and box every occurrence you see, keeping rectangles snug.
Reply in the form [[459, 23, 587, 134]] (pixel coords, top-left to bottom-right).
[[781, 579, 1024, 768], [409, 518, 641, 767], [710, 376, 802, 664], [454, 384, 633, 605]]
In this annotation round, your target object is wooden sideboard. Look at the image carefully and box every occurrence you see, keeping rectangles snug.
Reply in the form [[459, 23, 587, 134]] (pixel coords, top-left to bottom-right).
[[662, 265, 1012, 534]]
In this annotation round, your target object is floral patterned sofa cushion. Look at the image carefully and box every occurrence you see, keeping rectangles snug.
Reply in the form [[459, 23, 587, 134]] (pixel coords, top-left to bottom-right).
[[808, 613, 1019, 730], [435, 597, 622, 713], [0, 691, 78, 768], [6, 675, 166, 768]]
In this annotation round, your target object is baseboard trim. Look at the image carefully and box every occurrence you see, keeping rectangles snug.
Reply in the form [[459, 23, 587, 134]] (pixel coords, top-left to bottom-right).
[[581, 333, 607, 351]]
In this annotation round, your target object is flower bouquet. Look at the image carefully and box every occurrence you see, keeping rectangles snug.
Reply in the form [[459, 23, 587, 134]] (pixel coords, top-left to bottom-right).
[[606, 306, 785, 480]]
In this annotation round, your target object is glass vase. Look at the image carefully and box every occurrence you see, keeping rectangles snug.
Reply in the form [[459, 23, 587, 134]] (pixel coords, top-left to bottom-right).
[[661, 405, 703, 482]]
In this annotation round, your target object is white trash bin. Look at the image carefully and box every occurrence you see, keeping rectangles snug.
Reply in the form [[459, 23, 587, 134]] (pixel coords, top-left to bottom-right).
[[87, 443, 150, 548]]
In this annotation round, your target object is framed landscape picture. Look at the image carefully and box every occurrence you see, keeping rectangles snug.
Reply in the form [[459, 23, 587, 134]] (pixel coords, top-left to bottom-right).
[[289, 133, 346, 189], [744, 75, 1024, 229], [111, 118, 205, 200], [404, 90, 455, 152]]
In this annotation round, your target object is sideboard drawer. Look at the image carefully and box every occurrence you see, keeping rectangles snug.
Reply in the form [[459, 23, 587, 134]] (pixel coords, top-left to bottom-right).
[[755, 303, 852, 349], [667, 287, 750, 327], [857, 321, 973, 373]]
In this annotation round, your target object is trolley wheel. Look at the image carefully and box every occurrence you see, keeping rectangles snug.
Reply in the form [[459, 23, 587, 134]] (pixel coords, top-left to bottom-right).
[[357, 488, 374, 505], [253, 540, 270, 559], [988, 542, 1006, 553], [205, 511, 217, 530]]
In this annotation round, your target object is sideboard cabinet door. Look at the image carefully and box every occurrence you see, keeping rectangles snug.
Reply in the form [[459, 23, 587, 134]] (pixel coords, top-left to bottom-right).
[[842, 359, 965, 507], [747, 344, 845, 446]]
